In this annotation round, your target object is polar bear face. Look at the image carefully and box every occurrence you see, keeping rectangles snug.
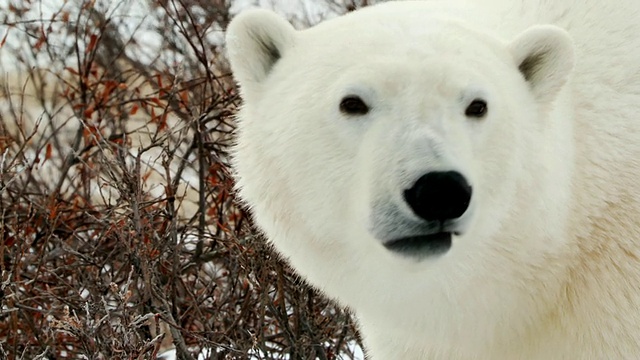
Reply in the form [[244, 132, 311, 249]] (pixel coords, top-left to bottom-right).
[[227, 1, 574, 342]]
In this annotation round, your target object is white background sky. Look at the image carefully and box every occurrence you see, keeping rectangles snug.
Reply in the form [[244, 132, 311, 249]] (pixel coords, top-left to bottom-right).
[[0, 0, 342, 71]]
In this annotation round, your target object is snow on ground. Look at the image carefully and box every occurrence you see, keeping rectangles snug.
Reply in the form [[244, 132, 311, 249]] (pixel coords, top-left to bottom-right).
[[158, 341, 365, 360]]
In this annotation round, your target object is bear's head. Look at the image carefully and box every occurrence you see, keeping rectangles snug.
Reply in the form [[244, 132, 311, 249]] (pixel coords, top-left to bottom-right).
[[227, 1, 575, 345]]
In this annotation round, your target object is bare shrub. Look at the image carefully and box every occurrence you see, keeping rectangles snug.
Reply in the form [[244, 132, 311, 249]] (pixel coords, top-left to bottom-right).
[[0, 0, 369, 358]]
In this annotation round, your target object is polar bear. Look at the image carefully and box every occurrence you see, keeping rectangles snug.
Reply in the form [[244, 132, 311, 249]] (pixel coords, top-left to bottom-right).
[[225, 0, 640, 358]]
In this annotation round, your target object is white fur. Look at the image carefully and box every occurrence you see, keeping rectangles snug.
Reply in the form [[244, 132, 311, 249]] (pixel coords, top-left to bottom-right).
[[226, 1, 640, 358]]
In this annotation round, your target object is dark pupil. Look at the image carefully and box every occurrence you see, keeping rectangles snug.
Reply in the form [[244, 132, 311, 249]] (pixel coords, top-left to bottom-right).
[[340, 96, 369, 115], [466, 99, 487, 117]]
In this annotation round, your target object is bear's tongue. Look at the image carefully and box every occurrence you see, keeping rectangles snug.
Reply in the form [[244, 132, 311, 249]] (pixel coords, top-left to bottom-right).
[[384, 232, 452, 257]]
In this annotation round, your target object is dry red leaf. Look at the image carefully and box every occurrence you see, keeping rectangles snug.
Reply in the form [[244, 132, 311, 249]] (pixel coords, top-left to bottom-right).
[[0, 29, 9, 48], [86, 34, 98, 53], [44, 143, 52, 162]]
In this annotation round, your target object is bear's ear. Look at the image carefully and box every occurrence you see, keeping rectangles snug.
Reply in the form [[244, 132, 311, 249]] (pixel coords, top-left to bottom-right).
[[508, 25, 575, 105], [226, 9, 296, 92]]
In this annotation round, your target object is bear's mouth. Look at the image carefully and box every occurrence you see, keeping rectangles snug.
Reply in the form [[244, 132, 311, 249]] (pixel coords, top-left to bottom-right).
[[384, 232, 453, 257]]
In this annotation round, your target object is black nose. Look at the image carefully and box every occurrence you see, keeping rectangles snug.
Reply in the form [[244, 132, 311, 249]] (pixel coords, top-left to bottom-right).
[[403, 171, 472, 222]]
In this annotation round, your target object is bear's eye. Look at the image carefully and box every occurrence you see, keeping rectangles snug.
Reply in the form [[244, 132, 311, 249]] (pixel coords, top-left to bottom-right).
[[340, 95, 369, 115], [465, 99, 488, 118]]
